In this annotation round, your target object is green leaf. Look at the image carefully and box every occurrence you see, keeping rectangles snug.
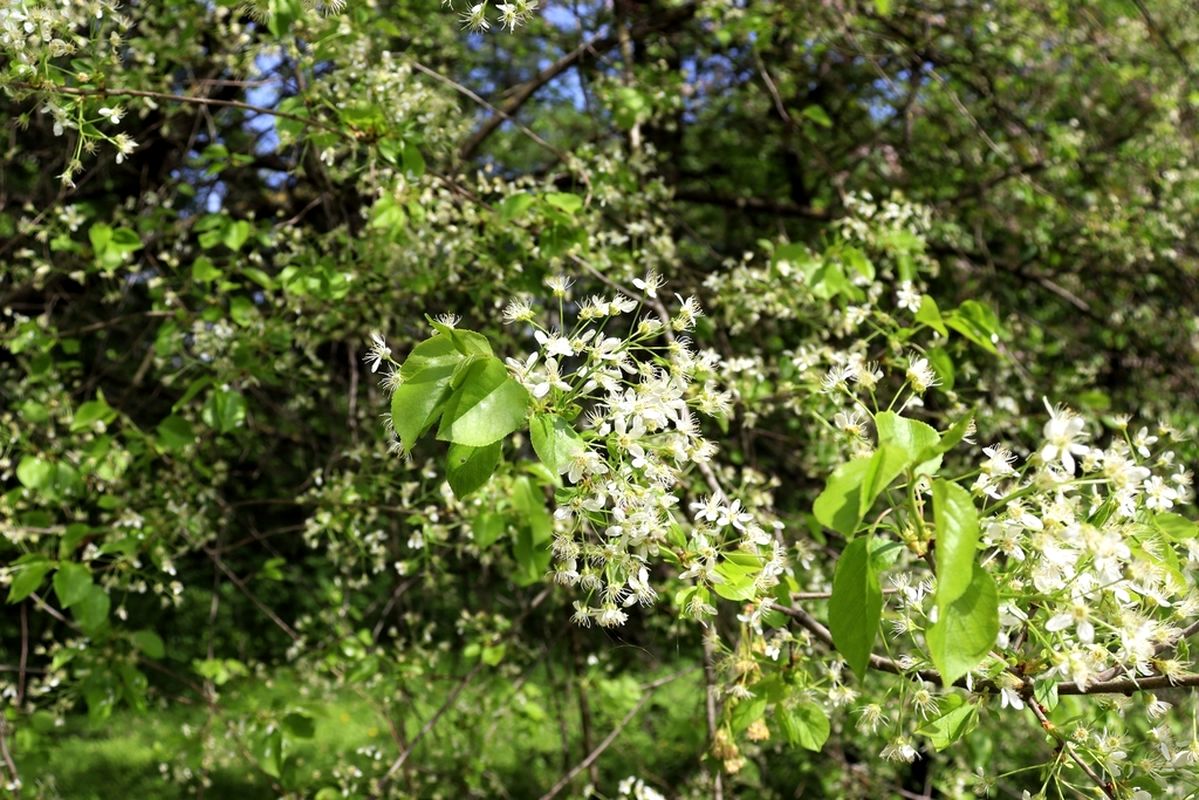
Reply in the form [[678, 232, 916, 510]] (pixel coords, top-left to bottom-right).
[[916, 694, 978, 750], [223, 219, 252, 251], [130, 630, 165, 659], [202, 389, 246, 434], [813, 460, 873, 534], [72, 395, 116, 432], [529, 414, 584, 476], [53, 562, 93, 608], [875, 411, 941, 474], [191, 256, 220, 282], [471, 511, 505, 548], [926, 569, 998, 686], [1033, 679, 1059, 713], [16, 456, 53, 490], [511, 477, 552, 586], [544, 192, 583, 215], [932, 479, 979, 606], [156, 415, 195, 451], [858, 445, 910, 519], [712, 557, 760, 601], [282, 711, 316, 739], [925, 347, 954, 391], [445, 441, 502, 498], [917, 412, 974, 463], [401, 143, 426, 178], [945, 300, 1003, 355], [813, 446, 908, 534], [730, 696, 767, 732], [915, 296, 947, 335], [613, 86, 651, 130], [74, 583, 111, 634], [7, 556, 53, 603], [801, 105, 833, 128], [436, 356, 529, 447], [498, 193, 535, 222], [779, 702, 830, 751], [828, 537, 882, 680], [1153, 512, 1198, 540], [390, 334, 466, 453]]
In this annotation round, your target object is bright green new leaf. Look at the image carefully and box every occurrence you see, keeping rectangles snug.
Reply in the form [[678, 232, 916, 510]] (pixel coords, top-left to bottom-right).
[[916, 412, 974, 464], [713, 557, 761, 601], [499, 192, 535, 222], [926, 569, 998, 687], [916, 694, 978, 750], [71, 394, 115, 432], [932, 479, 980, 606], [545, 192, 583, 215], [801, 105, 833, 128], [390, 334, 465, 453], [16, 455, 53, 490], [436, 356, 529, 447], [7, 556, 53, 603], [828, 536, 882, 680], [813, 445, 908, 534], [53, 562, 94, 608], [875, 411, 941, 474], [925, 347, 955, 391], [529, 414, 584, 476], [730, 696, 767, 732], [445, 441, 502, 498], [915, 295, 947, 335], [779, 702, 830, 751], [945, 300, 1004, 354]]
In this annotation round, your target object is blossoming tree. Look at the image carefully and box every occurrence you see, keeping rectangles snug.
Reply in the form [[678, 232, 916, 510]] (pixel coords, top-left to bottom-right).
[[2, 1, 1199, 799]]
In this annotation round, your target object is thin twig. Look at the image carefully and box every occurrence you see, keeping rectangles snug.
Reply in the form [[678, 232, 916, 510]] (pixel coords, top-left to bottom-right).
[[1028, 700, 1116, 800], [0, 717, 19, 797], [6, 81, 353, 139], [702, 627, 725, 800], [538, 669, 693, 800], [17, 602, 28, 706]]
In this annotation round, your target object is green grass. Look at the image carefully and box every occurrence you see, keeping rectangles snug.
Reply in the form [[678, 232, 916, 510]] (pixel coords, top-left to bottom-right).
[[9, 664, 708, 799]]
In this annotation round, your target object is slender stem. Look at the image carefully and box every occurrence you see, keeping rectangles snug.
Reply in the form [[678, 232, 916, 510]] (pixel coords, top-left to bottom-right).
[[538, 669, 692, 800], [6, 80, 353, 139], [1027, 700, 1116, 800]]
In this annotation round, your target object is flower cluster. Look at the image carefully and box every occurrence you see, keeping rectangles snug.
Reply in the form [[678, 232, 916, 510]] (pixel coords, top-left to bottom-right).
[[449, 0, 540, 32], [504, 276, 752, 627]]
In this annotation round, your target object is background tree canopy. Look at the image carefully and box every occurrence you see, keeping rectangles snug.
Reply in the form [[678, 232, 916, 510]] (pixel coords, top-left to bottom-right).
[[3, 1, 1199, 798]]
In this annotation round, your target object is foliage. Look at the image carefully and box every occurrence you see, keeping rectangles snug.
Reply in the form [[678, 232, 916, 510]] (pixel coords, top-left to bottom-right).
[[3, 1, 1199, 799]]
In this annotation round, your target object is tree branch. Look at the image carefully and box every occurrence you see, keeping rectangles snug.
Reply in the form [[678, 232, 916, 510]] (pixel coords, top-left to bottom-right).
[[458, 4, 697, 159], [538, 669, 692, 800]]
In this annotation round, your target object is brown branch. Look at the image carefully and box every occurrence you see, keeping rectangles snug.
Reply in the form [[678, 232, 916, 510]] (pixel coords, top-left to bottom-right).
[[538, 669, 692, 800], [379, 588, 550, 788], [6, 81, 352, 139], [1028, 700, 1116, 800], [1058, 673, 1199, 695], [0, 717, 19, 798], [458, 4, 697, 159], [411, 60, 578, 171], [702, 627, 724, 800], [17, 602, 28, 706], [772, 601, 1199, 697], [205, 548, 300, 641], [382, 659, 485, 782], [672, 188, 829, 219]]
